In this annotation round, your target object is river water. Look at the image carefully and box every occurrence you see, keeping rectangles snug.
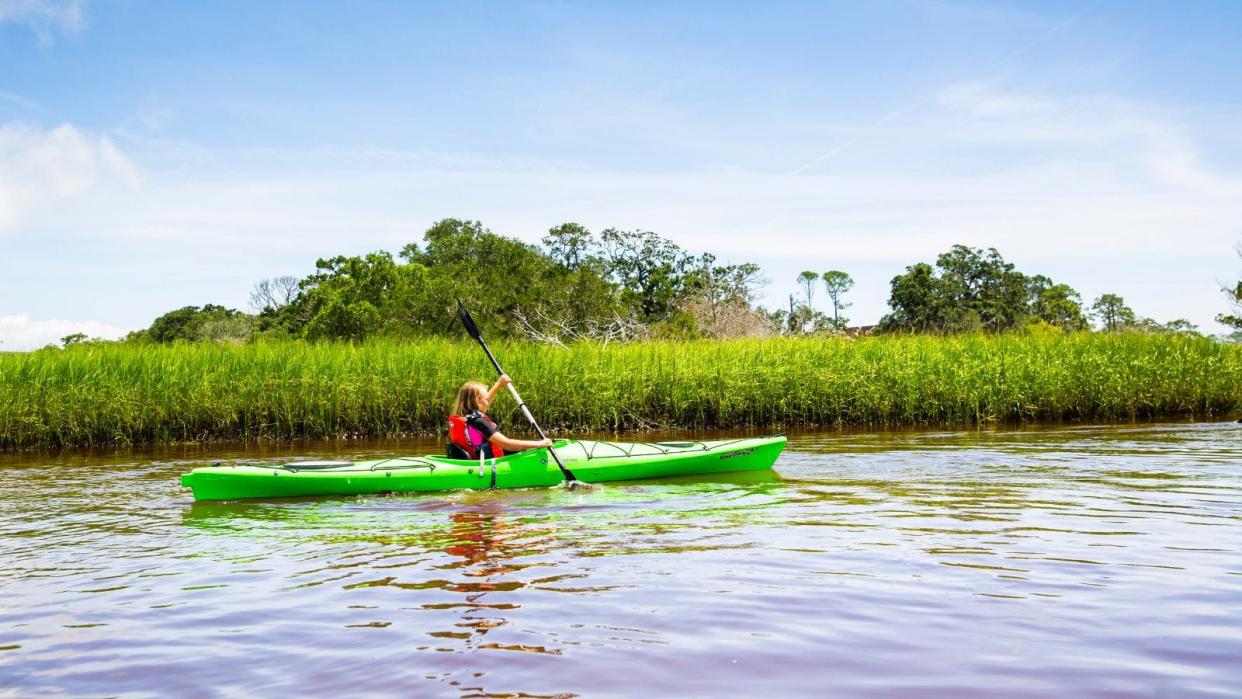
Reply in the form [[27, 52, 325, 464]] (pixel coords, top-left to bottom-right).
[[1, 422, 1240, 698]]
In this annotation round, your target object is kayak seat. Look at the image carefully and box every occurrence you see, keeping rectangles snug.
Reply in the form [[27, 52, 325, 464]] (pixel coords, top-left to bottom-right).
[[446, 442, 472, 460]]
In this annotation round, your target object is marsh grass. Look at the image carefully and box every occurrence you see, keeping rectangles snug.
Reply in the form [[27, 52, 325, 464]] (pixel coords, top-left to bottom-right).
[[2, 334, 1239, 448]]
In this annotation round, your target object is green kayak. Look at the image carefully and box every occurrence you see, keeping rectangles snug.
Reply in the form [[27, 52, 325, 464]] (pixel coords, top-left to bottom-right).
[[179, 435, 787, 501]]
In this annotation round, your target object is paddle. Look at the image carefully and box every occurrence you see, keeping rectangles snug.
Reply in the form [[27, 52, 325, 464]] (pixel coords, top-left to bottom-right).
[[456, 299, 584, 487]]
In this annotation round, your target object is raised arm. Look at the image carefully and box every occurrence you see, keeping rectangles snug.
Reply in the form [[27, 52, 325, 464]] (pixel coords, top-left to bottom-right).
[[484, 374, 512, 405]]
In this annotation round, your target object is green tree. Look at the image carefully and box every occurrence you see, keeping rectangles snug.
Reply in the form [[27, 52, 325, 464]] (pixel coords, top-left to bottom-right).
[[303, 291, 382, 341], [797, 271, 819, 308], [934, 245, 1029, 332], [821, 270, 854, 329], [147, 306, 203, 342], [261, 218, 632, 341], [60, 332, 88, 347], [145, 305, 248, 343], [402, 218, 561, 335], [293, 251, 405, 340], [597, 228, 692, 321], [879, 246, 1069, 334], [1028, 275, 1087, 331], [1090, 293, 1136, 332], [878, 262, 943, 332], [542, 222, 594, 270], [149, 217, 773, 344]]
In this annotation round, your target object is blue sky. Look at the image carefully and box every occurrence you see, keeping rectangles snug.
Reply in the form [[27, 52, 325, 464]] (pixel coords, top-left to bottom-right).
[[2, 0, 1241, 348]]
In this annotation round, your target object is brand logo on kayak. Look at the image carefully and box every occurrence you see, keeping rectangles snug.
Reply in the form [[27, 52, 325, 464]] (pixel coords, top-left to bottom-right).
[[720, 449, 754, 460]]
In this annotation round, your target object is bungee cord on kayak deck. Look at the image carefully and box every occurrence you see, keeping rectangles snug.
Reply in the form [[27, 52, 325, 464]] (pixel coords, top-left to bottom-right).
[[577, 436, 781, 460]]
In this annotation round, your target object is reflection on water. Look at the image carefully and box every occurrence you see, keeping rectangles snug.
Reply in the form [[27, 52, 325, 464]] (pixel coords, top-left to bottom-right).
[[1, 422, 1240, 697]]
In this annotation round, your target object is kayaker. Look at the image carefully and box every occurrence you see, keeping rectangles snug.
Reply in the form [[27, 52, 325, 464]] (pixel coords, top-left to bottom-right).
[[448, 375, 553, 459]]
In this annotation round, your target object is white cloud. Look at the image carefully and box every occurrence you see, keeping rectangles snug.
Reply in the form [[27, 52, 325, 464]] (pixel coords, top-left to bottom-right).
[[0, 0, 85, 41], [28, 157, 1238, 330], [0, 314, 128, 351], [5, 83, 1240, 334], [0, 121, 141, 231]]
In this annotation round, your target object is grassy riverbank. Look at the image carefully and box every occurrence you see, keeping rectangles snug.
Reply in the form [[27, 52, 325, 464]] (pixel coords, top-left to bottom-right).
[[2, 333, 1240, 448]]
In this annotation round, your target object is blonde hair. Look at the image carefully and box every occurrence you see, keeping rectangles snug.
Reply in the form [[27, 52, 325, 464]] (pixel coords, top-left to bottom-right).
[[452, 381, 488, 417]]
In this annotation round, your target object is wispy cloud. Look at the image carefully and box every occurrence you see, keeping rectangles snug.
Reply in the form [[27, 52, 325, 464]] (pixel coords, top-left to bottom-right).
[[0, 121, 141, 232], [936, 81, 1056, 117], [932, 82, 1242, 195], [34, 134, 1241, 272], [788, 1, 1099, 175], [0, 88, 42, 112], [0, 0, 86, 42]]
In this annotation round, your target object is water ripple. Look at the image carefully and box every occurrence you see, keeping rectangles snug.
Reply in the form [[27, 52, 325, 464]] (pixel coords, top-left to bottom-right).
[[1, 422, 1240, 697]]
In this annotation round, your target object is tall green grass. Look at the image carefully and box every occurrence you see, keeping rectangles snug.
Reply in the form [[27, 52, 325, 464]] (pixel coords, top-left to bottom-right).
[[1, 333, 1239, 448]]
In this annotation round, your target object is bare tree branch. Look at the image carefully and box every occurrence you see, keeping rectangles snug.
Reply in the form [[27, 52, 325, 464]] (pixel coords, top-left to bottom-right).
[[512, 307, 649, 346], [249, 276, 301, 313]]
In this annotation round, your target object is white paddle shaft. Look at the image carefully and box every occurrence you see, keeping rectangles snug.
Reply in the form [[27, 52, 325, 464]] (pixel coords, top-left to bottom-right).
[[506, 383, 541, 436]]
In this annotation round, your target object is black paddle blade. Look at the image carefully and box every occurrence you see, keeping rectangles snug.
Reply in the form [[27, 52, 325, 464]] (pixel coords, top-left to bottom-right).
[[456, 298, 481, 340]]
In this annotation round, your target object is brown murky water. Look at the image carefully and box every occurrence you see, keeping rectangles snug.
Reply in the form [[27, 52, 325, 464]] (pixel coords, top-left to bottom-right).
[[1, 422, 1240, 697]]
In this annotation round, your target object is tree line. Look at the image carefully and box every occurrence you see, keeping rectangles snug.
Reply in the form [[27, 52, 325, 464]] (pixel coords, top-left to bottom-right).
[[121, 219, 769, 345], [68, 218, 1226, 347], [875, 244, 1197, 335]]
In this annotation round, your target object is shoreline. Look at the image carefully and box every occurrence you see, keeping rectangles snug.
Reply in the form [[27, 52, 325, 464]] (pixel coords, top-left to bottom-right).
[[2, 415, 1236, 459]]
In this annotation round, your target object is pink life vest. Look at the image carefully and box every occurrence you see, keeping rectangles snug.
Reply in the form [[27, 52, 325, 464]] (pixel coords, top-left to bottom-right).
[[447, 414, 504, 459]]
